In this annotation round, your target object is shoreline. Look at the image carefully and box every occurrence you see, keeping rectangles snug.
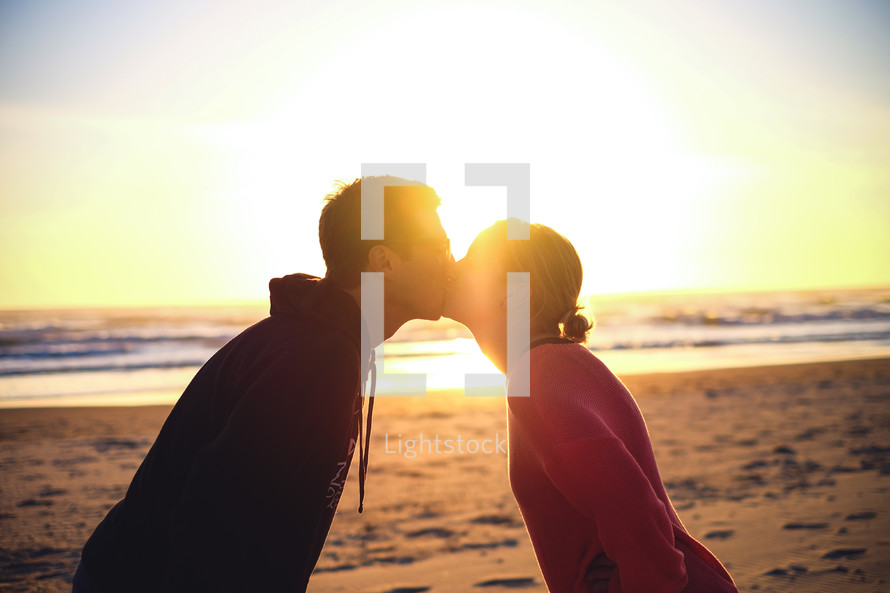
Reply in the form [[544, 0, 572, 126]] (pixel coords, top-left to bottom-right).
[[2, 353, 890, 411]]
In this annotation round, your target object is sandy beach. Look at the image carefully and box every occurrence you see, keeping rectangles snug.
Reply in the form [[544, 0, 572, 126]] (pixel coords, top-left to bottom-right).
[[1, 357, 888, 592]]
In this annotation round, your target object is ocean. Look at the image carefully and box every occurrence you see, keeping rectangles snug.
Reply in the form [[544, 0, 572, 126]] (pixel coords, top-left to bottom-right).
[[1, 288, 889, 407]]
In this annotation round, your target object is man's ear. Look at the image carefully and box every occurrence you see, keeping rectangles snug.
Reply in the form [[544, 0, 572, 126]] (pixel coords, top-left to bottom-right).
[[368, 244, 394, 274]]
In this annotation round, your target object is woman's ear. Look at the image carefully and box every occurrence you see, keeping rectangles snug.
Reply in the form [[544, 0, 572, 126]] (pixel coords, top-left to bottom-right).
[[367, 244, 394, 274]]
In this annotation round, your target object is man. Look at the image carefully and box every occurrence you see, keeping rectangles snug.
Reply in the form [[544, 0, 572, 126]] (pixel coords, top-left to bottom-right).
[[73, 176, 452, 592]]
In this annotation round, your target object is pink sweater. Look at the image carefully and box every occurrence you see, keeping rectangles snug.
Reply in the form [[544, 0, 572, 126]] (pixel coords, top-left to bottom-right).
[[507, 342, 737, 593]]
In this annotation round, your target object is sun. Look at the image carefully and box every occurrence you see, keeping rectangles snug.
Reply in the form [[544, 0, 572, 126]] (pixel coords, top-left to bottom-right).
[[178, 3, 751, 301]]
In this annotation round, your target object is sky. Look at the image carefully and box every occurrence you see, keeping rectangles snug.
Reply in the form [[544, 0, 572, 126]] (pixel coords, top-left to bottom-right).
[[1, 0, 888, 308]]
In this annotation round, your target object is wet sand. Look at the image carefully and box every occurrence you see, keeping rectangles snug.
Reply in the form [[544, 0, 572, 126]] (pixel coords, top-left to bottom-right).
[[1, 357, 888, 592]]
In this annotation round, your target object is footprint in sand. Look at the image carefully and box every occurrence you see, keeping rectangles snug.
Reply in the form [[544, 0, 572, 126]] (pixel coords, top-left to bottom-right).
[[414, 511, 439, 520], [474, 577, 537, 588], [470, 515, 520, 527], [844, 511, 877, 521], [52, 456, 98, 467], [704, 530, 734, 541], [405, 527, 455, 539], [764, 565, 807, 576], [38, 487, 67, 498], [91, 438, 149, 453], [782, 522, 829, 530], [459, 540, 519, 551], [822, 548, 867, 560], [16, 498, 53, 507]]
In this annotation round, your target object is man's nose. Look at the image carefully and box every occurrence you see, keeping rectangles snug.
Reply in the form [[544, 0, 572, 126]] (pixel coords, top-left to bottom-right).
[[445, 256, 457, 280]]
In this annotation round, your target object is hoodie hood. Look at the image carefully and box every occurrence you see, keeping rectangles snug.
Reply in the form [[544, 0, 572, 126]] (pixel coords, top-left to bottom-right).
[[268, 273, 376, 513], [269, 273, 363, 352]]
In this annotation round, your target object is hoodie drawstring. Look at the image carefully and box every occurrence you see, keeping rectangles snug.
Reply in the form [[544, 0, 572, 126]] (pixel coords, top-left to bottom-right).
[[358, 349, 376, 513]]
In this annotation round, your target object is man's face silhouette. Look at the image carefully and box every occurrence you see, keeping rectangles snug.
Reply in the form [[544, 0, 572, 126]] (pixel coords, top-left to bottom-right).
[[385, 207, 453, 322]]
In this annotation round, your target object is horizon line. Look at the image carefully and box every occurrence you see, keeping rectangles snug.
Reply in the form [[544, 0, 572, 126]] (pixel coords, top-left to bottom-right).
[[1, 282, 888, 313]]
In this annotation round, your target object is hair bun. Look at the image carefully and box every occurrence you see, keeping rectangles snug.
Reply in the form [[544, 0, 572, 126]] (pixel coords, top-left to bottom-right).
[[559, 306, 593, 344]]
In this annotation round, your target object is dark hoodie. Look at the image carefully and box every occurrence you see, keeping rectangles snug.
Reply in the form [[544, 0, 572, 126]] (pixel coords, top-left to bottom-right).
[[78, 274, 373, 592]]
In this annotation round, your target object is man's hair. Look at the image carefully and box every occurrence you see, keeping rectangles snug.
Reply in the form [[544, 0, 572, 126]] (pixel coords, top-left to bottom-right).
[[318, 176, 442, 289]]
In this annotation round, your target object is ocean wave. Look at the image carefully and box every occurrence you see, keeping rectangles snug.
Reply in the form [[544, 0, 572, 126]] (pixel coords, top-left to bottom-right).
[[652, 306, 890, 327], [0, 360, 207, 377], [0, 335, 232, 358], [589, 329, 890, 352], [3, 290, 889, 380]]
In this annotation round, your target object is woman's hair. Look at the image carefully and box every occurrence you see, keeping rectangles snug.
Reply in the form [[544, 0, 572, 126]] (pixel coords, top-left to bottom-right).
[[494, 219, 594, 344]]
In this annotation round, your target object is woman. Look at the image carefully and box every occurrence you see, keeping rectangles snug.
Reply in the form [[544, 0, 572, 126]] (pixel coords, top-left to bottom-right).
[[443, 220, 737, 593]]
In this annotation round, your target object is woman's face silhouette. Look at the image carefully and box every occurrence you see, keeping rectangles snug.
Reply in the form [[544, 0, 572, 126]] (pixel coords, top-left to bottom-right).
[[443, 225, 508, 332]]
